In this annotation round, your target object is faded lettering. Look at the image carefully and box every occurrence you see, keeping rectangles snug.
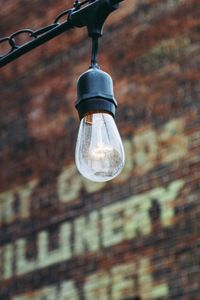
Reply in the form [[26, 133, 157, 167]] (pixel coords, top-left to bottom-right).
[[13, 259, 169, 300], [0, 180, 184, 279]]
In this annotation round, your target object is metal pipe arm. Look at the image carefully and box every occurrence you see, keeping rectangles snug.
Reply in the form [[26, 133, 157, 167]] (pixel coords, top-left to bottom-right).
[[0, 0, 124, 68]]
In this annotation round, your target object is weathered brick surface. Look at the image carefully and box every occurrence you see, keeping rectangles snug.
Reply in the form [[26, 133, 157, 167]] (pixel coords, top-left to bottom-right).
[[0, 0, 200, 299]]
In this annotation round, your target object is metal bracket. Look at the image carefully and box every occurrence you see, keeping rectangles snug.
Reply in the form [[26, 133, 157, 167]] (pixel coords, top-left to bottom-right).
[[0, 0, 123, 67], [70, 0, 119, 37]]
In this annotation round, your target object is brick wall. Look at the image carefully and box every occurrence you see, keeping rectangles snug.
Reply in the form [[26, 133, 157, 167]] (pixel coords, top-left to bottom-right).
[[0, 0, 200, 299]]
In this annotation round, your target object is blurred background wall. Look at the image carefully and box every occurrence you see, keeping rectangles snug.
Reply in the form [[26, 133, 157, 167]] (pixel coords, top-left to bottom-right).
[[0, 0, 200, 299]]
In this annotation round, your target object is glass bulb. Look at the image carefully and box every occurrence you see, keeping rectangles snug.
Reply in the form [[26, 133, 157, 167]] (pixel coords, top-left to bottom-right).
[[75, 112, 125, 182]]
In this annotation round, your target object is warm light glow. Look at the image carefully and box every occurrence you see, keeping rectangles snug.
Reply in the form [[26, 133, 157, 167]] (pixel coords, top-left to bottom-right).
[[75, 112, 125, 182], [91, 144, 113, 159]]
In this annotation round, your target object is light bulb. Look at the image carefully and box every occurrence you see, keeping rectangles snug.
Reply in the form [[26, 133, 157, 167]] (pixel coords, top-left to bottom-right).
[[75, 112, 125, 182]]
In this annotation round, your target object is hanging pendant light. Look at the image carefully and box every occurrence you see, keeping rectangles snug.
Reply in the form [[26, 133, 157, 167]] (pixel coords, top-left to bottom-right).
[[75, 37, 125, 182]]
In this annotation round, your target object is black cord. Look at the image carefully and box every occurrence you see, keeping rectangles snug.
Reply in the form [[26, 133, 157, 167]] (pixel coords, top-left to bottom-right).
[[91, 37, 99, 68]]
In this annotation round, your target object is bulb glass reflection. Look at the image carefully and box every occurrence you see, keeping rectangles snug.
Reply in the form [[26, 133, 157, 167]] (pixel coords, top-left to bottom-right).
[[75, 112, 125, 182]]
